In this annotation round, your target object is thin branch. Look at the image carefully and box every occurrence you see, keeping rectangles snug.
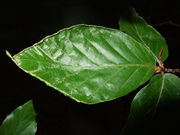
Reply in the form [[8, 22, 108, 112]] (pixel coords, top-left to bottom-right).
[[154, 21, 180, 29], [164, 68, 180, 73]]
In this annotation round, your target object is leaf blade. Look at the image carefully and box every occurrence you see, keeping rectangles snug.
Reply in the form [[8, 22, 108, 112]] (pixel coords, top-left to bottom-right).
[[8, 24, 156, 104], [119, 8, 168, 61], [122, 73, 180, 135], [0, 100, 37, 135]]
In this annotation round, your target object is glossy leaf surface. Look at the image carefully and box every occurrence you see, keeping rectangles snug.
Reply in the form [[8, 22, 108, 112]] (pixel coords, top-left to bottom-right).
[[119, 9, 168, 61], [8, 25, 156, 104], [0, 100, 37, 135], [122, 73, 180, 135]]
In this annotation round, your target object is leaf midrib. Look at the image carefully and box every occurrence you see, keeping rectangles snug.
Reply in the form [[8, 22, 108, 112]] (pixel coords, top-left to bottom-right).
[[14, 57, 155, 69], [154, 75, 165, 114], [126, 23, 158, 62]]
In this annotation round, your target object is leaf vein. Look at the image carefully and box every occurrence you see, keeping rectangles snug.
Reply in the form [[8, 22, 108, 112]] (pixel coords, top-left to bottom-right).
[[97, 31, 131, 63]]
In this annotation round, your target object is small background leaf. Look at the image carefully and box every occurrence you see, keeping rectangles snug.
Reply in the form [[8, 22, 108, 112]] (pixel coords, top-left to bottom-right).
[[122, 73, 180, 135], [9, 25, 156, 104], [0, 100, 37, 135], [119, 8, 168, 61]]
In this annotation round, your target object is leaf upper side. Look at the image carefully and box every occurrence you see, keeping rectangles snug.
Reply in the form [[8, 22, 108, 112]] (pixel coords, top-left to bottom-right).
[[9, 25, 156, 104], [119, 8, 169, 61]]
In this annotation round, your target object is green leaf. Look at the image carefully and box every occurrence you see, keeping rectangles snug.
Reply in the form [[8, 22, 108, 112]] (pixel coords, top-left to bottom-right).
[[119, 8, 168, 61], [0, 100, 37, 135], [122, 73, 180, 135], [7, 24, 156, 104]]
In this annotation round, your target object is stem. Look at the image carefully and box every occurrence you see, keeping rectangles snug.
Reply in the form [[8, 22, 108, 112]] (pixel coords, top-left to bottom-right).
[[154, 21, 180, 29], [164, 68, 180, 73], [155, 49, 180, 74]]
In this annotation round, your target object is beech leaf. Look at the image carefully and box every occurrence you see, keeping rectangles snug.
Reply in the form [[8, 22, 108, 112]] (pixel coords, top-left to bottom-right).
[[7, 25, 156, 104], [0, 100, 37, 135], [122, 73, 180, 135], [119, 8, 168, 61]]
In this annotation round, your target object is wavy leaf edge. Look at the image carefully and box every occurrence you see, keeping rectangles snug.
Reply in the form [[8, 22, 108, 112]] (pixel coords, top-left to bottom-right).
[[6, 24, 157, 104]]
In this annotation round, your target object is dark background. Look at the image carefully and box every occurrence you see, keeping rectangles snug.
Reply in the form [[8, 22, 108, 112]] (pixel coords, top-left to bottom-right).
[[1, 0, 180, 135]]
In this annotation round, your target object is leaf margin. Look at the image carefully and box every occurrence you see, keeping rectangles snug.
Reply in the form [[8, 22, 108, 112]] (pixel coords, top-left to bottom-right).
[[6, 24, 157, 104]]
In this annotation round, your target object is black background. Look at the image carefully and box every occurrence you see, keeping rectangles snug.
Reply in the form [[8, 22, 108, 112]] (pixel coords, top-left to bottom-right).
[[1, 0, 180, 135]]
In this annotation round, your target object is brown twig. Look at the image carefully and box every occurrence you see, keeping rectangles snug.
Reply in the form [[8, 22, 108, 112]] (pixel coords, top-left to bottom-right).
[[155, 49, 180, 73], [154, 21, 180, 29], [164, 68, 180, 73], [155, 66, 180, 73]]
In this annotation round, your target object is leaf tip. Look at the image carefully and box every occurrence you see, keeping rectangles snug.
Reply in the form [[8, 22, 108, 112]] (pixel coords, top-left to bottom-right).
[[5, 50, 13, 59], [6, 50, 19, 64]]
